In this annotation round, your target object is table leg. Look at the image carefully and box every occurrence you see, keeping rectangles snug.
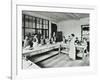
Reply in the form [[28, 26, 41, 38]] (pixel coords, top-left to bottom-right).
[[58, 45, 61, 54]]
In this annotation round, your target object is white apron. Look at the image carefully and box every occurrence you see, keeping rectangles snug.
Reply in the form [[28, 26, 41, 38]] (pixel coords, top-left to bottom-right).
[[69, 37, 76, 60]]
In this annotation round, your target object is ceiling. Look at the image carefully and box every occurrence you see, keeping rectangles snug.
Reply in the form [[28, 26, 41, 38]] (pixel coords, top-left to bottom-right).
[[24, 11, 89, 22]]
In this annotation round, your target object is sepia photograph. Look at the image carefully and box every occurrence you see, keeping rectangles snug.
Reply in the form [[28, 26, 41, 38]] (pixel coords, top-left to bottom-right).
[[22, 11, 90, 69]]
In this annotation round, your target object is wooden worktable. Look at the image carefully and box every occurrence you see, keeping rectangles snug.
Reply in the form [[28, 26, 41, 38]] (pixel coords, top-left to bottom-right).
[[22, 42, 62, 57]]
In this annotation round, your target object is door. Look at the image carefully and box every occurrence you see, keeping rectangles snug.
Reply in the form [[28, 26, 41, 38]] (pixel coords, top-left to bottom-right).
[[51, 23, 57, 37]]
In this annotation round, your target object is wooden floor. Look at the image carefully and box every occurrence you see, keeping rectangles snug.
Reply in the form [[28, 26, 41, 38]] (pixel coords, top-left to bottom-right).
[[27, 50, 89, 68]]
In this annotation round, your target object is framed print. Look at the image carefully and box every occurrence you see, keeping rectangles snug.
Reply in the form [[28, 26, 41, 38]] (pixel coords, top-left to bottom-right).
[[11, 1, 97, 80]]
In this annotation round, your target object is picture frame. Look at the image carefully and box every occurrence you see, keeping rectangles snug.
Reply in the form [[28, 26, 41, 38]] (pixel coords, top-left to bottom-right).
[[11, 0, 97, 80]]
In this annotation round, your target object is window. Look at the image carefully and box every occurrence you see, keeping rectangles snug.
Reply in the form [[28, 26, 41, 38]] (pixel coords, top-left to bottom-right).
[[22, 14, 49, 39], [81, 24, 89, 41]]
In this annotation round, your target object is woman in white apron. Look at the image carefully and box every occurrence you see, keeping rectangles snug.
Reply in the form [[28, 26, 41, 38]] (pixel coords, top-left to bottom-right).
[[69, 34, 76, 60]]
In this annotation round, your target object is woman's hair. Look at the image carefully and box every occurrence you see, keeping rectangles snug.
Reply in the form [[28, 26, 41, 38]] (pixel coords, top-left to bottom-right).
[[83, 38, 87, 41], [71, 34, 75, 37], [29, 40, 33, 47], [76, 37, 78, 39]]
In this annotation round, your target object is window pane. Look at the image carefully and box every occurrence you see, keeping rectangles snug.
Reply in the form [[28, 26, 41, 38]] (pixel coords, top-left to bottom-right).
[[33, 23, 35, 28], [25, 16, 29, 27], [45, 25, 48, 29], [40, 24, 42, 29], [43, 20, 45, 25], [40, 19, 42, 24], [37, 18, 40, 29], [43, 25, 45, 29], [37, 18, 39, 24], [29, 16, 33, 28], [37, 24, 39, 29], [33, 17, 35, 28], [22, 15, 24, 27], [46, 20, 48, 25], [33, 17, 35, 22], [22, 28, 24, 40]]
